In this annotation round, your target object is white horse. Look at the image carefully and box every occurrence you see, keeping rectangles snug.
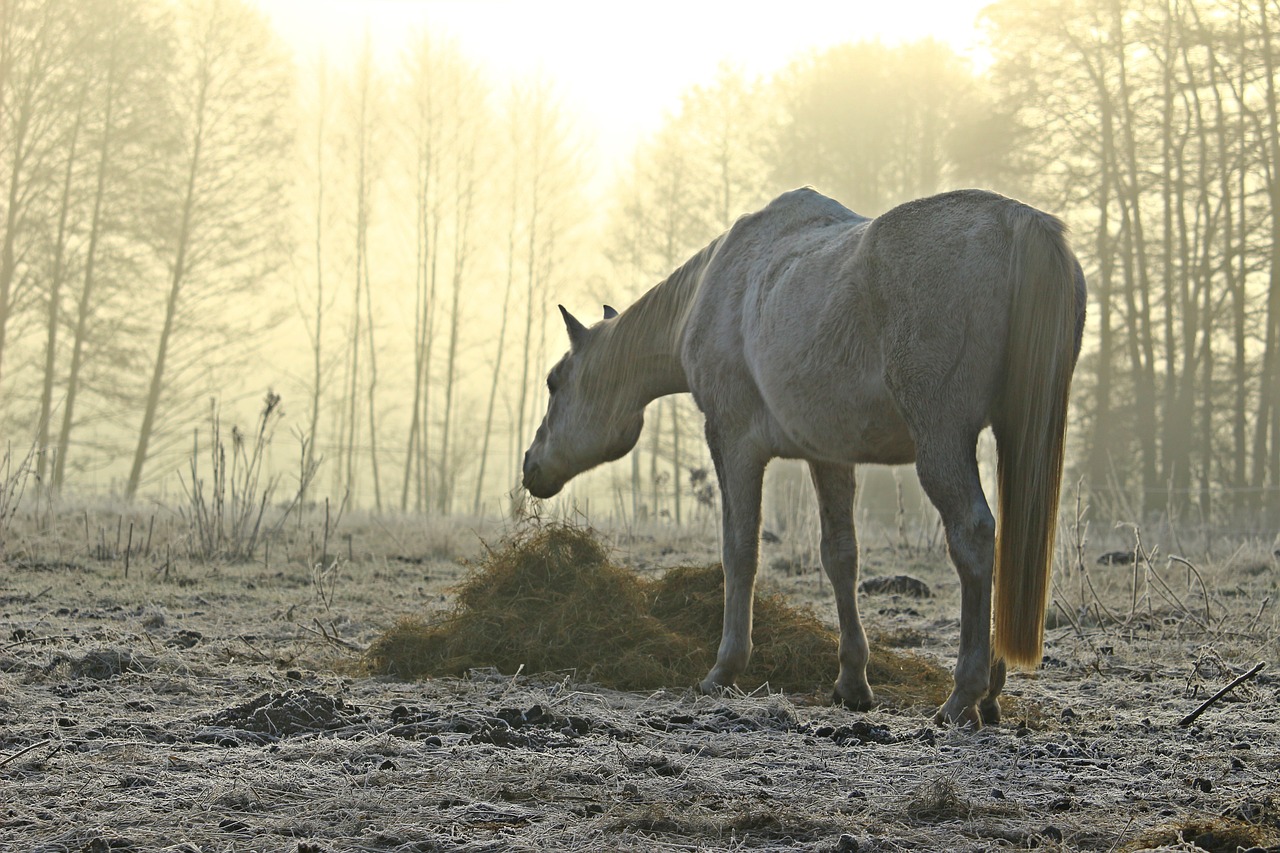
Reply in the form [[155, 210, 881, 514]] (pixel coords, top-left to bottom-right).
[[523, 188, 1085, 726]]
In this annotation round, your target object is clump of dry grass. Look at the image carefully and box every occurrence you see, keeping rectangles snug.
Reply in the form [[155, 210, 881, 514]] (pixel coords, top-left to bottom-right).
[[1123, 816, 1280, 852], [904, 776, 973, 822], [367, 523, 697, 690], [366, 522, 953, 706]]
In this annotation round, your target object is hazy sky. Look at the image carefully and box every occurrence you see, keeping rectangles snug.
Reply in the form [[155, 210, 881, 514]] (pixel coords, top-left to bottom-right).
[[253, 0, 993, 168]]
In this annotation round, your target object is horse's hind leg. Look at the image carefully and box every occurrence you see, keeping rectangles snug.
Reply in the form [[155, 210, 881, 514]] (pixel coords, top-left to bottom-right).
[[699, 430, 766, 693], [809, 462, 874, 711], [982, 657, 1007, 725], [913, 435, 998, 727]]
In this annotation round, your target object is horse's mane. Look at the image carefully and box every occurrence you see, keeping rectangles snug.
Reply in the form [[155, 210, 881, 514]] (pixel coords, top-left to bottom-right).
[[586, 234, 727, 399]]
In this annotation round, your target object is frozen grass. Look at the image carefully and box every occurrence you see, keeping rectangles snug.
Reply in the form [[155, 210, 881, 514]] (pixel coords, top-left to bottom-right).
[[0, 495, 1277, 851]]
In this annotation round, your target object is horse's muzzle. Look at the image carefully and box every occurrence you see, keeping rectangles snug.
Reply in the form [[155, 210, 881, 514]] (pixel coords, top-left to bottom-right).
[[521, 457, 564, 499]]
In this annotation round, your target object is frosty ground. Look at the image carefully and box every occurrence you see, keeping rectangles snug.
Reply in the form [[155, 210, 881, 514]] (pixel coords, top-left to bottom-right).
[[1, 508, 1277, 852]]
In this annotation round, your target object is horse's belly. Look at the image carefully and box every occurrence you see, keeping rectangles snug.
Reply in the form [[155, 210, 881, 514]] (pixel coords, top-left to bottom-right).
[[763, 380, 916, 465]]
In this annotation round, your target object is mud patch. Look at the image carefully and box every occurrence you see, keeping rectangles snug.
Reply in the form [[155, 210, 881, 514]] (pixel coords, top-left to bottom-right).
[[196, 689, 363, 744], [53, 648, 156, 680]]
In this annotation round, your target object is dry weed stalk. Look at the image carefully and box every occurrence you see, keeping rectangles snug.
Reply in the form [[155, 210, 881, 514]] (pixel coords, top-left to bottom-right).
[[0, 440, 36, 559], [179, 392, 320, 563], [1047, 489, 1246, 668], [1052, 484, 1120, 639]]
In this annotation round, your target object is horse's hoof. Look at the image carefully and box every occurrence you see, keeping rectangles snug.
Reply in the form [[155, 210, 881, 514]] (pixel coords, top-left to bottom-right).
[[833, 688, 876, 713], [978, 697, 1001, 726], [934, 703, 982, 730]]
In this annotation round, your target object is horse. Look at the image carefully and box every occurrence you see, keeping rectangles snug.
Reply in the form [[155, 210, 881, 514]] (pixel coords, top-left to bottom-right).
[[523, 187, 1085, 726]]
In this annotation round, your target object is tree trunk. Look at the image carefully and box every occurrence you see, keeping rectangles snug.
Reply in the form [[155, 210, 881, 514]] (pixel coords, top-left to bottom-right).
[[303, 63, 329, 505], [438, 150, 476, 515], [37, 84, 86, 488], [672, 398, 682, 525], [400, 145, 430, 511], [473, 161, 520, 516], [0, 79, 30, 385], [649, 399, 661, 520], [514, 164, 542, 475], [1252, 0, 1280, 522], [1232, 0, 1249, 514], [1112, 2, 1160, 514], [1088, 36, 1117, 495], [363, 233, 381, 510], [125, 47, 205, 501], [59, 53, 121, 491], [1159, 4, 1189, 511]]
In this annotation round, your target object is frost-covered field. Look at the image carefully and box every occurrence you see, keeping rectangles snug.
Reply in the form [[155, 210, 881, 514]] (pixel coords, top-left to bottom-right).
[[2, 510, 1277, 852]]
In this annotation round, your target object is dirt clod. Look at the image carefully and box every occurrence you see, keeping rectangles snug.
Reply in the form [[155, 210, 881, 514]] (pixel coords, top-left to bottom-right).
[[859, 574, 933, 597], [200, 689, 361, 739]]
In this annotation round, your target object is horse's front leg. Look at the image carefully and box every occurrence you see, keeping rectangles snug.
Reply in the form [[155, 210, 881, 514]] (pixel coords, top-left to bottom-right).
[[808, 462, 874, 711], [698, 436, 766, 693]]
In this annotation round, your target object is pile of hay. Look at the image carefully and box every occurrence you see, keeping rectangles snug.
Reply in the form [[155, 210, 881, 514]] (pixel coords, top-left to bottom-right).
[[367, 523, 951, 706]]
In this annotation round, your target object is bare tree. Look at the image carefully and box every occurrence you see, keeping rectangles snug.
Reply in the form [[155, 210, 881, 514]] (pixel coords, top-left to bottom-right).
[[124, 0, 292, 500], [435, 63, 486, 515], [34, 74, 86, 487], [397, 35, 489, 514], [0, 0, 80, 386], [296, 55, 339, 502], [332, 33, 383, 508], [474, 76, 585, 514], [52, 0, 172, 491], [1253, 0, 1280, 520], [399, 33, 445, 512]]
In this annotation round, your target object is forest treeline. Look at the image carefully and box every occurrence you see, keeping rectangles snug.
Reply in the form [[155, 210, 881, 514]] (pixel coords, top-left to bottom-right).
[[2, 0, 1279, 528]]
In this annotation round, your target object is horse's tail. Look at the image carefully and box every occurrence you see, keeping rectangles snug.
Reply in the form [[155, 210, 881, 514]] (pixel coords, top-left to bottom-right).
[[991, 206, 1081, 669]]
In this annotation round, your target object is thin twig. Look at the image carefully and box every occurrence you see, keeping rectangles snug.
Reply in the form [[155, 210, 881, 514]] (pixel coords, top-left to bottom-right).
[[304, 619, 364, 652], [1105, 816, 1135, 853], [1, 634, 59, 651], [1168, 555, 1213, 626], [0, 738, 52, 768], [1051, 591, 1086, 641], [1246, 596, 1271, 635], [1178, 661, 1266, 727]]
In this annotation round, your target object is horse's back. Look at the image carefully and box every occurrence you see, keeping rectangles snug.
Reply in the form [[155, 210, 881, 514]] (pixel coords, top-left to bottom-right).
[[682, 188, 893, 461]]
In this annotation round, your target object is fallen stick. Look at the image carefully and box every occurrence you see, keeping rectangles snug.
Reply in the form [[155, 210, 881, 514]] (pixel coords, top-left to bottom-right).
[[1178, 661, 1266, 727], [0, 738, 51, 768]]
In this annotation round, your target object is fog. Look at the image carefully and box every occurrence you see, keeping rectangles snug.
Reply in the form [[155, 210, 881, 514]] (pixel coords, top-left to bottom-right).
[[2, 0, 1279, 530]]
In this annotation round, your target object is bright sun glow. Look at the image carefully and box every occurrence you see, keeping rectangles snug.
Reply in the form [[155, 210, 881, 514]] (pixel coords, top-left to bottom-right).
[[253, 0, 992, 167]]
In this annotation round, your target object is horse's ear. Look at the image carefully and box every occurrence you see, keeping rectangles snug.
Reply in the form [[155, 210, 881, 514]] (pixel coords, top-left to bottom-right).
[[559, 304, 588, 349], [603, 305, 618, 320]]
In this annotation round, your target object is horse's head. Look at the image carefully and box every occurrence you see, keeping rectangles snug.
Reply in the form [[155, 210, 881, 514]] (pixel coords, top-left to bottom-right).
[[522, 303, 642, 498]]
